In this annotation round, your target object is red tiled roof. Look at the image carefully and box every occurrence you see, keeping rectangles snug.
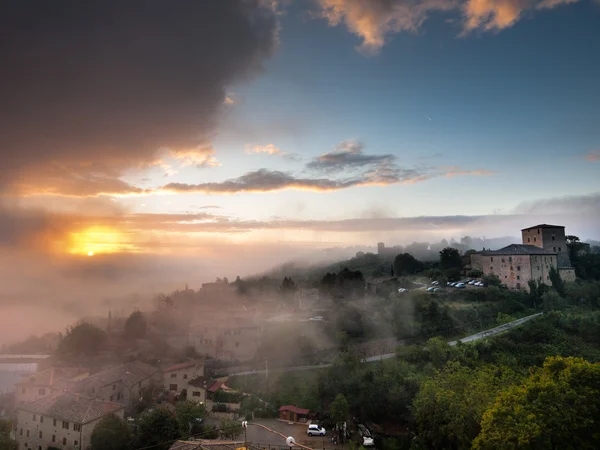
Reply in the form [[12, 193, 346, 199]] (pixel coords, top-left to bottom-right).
[[207, 381, 223, 392], [164, 361, 199, 373], [279, 405, 309, 415]]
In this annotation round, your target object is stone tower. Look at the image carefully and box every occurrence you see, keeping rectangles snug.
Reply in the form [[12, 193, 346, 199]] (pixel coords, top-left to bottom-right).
[[521, 224, 571, 267]]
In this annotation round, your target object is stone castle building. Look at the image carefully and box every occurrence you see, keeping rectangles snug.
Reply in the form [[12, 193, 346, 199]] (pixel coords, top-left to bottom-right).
[[470, 224, 576, 291]]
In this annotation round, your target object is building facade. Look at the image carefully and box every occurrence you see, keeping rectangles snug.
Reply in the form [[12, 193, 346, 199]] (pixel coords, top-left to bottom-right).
[[471, 244, 558, 291], [16, 393, 123, 450], [164, 360, 204, 394]]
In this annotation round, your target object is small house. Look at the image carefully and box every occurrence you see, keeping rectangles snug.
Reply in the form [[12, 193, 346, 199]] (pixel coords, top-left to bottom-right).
[[278, 405, 309, 423]]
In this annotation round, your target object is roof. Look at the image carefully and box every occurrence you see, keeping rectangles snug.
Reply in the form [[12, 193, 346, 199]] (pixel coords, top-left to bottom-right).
[[164, 360, 201, 373], [72, 361, 157, 394], [279, 405, 309, 415], [170, 441, 246, 450], [482, 244, 557, 256], [521, 224, 565, 231], [16, 367, 88, 387], [188, 376, 212, 388], [207, 381, 224, 393], [18, 393, 123, 424]]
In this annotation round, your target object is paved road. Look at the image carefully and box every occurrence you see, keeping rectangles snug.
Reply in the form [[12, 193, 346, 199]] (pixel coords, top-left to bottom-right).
[[230, 313, 544, 376]]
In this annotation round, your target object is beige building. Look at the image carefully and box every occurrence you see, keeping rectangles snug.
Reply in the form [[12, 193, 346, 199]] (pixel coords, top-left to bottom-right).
[[188, 324, 261, 362], [521, 224, 576, 281], [471, 244, 558, 291], [71, 361, 159, 413], [164, 360, 204, 394], [15, 368, 89, 407], [16, 393, 123, 450]]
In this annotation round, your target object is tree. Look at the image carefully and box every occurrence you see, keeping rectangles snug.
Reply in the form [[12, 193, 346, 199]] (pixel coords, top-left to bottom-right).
[[549, 266, 566, 297], [393, 253, 423, 276], [280, 277, 298, 302], [330, 393, 349, 425], [176, 400, 207, 438], [219, 418, 243, 440], [57, 323, 107, 357], [136, 408, 181, 450], [90, 414, 132, 450], [439, 247, 462, 271], [0, 420, 17, 450], [482, 274, 502, 287], [124, 310, 147, 339], [473, 356, 600, 450], [413, 362, 519, 450]]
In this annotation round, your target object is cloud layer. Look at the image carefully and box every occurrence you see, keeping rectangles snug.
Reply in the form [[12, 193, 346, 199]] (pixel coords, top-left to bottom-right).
[[0, 0, 278, 194], [315, 0, 581, 53]]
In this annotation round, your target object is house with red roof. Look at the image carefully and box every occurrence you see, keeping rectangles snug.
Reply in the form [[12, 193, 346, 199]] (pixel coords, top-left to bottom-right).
[[164, 360, 205, 402], [278, 405, 310, 423]]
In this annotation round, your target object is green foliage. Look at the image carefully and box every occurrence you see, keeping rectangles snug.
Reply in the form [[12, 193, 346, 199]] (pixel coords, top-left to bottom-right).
[[439, 247, 462, 271], [57, 322, 107, 357], [136, 408, 181, 450], [213, 390, 243, 403], [90, 413, 132, 450], [0, 419, 17, 450], [175, 400, 207, 438], [335, 305, 373, 340], [549, 266, 566, 297], [393, 253, 424, 276], [329, 393, 349, 424], [473, 356, 600, 450], [469, 269, 484, 278], [320, 268, 365, 302], [413, 362, 520, 450], [219, 418, 243, 440], [482, 274, 502, 287], [124, 310, 147, 339]]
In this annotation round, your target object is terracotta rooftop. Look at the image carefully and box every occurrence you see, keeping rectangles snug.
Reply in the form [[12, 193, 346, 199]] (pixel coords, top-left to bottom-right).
[[481, 244, 557, 256], [188, 376, 212, 388], [18, 393, 123, 424], [164, 360, 202, 373], [279, 405, 309, 415], [16, 367, 88, 387], [71, 361, 157, 395], [521, 224, 565, 231]]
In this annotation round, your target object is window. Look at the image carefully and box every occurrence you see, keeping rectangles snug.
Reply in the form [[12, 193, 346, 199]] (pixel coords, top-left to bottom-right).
[[19, 429, 22, 436], [32, 414, 36, 422], [26, 430, 30, 438], [517, 283, 521, 289], [534, 256, 537, 262], [52, 435, 56, 442], [559, 247, 561, 251], [117, 392, 121, 400], [63, 438, 67, 445], [38, 431, 42, 439], [490, 257, 494, 262], [110, 395, 113, 401], [74, 441, 78, 447], [112, 384, 116, 391], [552, 235, 555, 241], [38, 388, 45, 395], [62, 421, 69, 430], [53, 419, 57, 427], [504, 275, 507, 279], [538, 266, 540, 271], [235, 342, 240, 347], [534, 237, 537, 242], [509, 257, 512, 263], [537, 229, 540, 234], [169, 384, 178, 391], [170, 373, 177, 378], [528, 237, 530, 242], [193, 391, 201, 397], [183, 374, 188, 379], [510, 266, 513, 271], [490, 266, 493, 270], [74, 423, 81, 432], [553, 247, 556, 251], [517, 266, 521, 271], [517, 275, 520, 280], [501, 258, 505, 263]]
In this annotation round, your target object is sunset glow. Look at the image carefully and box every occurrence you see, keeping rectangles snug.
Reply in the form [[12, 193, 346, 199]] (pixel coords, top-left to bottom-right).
[[67, 226, 136, 255]]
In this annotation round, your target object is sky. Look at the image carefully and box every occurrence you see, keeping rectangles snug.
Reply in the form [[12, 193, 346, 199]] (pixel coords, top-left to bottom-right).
[[1, 0, 600, 311]]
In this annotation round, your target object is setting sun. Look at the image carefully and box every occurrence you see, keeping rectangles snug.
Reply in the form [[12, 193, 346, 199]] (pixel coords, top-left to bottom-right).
[[66, 226, 136, 255]]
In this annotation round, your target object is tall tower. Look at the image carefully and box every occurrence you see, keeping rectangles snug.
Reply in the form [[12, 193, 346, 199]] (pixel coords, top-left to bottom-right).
[[521, 224, 570, 267], [377, 242, 385, 255]]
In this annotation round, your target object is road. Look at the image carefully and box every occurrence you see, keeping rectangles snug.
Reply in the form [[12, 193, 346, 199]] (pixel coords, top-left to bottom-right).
[[229, 313, 543, 376]]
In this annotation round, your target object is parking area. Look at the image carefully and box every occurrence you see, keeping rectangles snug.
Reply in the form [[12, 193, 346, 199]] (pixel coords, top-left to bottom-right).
[[242, 419, 342, 450]]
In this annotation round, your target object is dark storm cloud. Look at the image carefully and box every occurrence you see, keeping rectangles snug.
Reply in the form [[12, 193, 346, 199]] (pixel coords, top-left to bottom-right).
[[0, 0, 278, 193]]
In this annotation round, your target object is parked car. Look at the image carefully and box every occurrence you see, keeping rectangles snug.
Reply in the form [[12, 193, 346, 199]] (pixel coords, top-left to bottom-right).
[[468, 280, 477, 285], [309, 316, 324, 321], [426, 287, 435, 292], [455, 283, 466, 288], [431, 280, 439, 286], [433, 288, 442, 292], [307, 424, 326, 436], [398, 288, 408, 293]]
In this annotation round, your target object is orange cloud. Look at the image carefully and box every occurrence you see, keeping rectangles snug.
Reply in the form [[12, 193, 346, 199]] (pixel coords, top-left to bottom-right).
[[584, 151, 600, 162], [246, 144, 283, 155]]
